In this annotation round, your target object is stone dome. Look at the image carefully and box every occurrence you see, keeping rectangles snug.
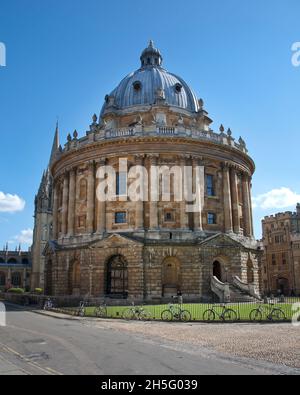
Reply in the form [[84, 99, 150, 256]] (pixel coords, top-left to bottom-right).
[[101, 41, 200, 116]]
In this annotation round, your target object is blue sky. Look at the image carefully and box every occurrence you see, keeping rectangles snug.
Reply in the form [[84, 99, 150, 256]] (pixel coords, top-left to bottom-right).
[[0, 0, 300, 248]]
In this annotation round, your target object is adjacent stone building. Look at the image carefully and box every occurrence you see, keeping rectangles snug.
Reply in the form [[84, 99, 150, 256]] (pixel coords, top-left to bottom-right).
[[261, 204, 300, 295], [0, 245, 32, 290], [33, 41, 261, 302]]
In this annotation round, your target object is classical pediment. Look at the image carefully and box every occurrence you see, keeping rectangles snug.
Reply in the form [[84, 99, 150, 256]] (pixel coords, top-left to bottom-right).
[[89, 233, 144, 249], [199, 233, 247, 249]]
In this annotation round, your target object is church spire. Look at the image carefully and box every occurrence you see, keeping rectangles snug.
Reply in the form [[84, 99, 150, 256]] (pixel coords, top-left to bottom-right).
[[50, 121, 60, 164]]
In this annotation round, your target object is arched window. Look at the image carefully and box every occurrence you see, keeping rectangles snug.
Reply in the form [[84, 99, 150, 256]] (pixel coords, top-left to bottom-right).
[[22, 258, 29, 265], [106, 255, 128, 297], [8, 258, 17, 264], [79, 179, 87, 201], [0, 272, 5, 286], [0, 257, 5, 264], [11, 272, 21, 287]]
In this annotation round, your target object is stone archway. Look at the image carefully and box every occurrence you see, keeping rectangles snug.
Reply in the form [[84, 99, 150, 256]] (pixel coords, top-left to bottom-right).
[[213, 261, 222, 282], [162, 257, 181, 297], [106, 255, 128, 298]]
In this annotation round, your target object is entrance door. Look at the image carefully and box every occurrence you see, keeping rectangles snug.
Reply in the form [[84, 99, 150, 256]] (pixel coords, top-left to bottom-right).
[[162, 257, 180, 296], [213, 261, 222, 282], [106, 255, 128, 297]]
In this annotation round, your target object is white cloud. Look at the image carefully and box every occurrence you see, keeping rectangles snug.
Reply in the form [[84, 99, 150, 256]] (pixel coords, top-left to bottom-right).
[[12, 228, 33, 246], [252, 187, 300, 210], [0, 191, 25, 213]]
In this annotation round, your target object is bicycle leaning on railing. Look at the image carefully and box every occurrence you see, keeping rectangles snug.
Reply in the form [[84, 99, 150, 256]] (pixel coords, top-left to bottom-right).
[[76, 301, 88, 317], [122, 303, 152, 321], [161, 304, 192, 322], [203, 304, 238, 322], [94, 302, 107, 318], [43, 298, 54, 311], [249, 303, 286, 322]]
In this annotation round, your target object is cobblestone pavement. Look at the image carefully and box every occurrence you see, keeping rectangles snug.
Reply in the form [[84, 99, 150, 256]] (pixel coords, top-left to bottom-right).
[[91, 320, 300, 369]]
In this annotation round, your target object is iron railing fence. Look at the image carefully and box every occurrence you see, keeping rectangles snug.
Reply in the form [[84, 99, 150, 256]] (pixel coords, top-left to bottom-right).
[[2, 291, 300, 323]]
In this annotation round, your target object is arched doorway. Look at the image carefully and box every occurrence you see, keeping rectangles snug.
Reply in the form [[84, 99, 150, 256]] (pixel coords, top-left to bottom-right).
[[247, 259, 254, 284], [276, 278, 289, 296], [106, 255, 128, 297], [162, 257, 181, 297], [213, 261, 222, 282]]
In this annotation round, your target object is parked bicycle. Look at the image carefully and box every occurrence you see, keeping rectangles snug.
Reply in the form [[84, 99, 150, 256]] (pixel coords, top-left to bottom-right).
[[161, 304, 191, 322], [249, 303, 286, 322], [122, 303, 152, 321], [43, 298, 54, 311], [94, 302, 107, 318], [203, 304, 238, 322], [76, 301, 88, 317]]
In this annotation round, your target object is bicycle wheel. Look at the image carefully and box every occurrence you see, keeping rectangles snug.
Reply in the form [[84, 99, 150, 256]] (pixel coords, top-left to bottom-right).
[[223, 309, 238, 322], [79, 308, 85, 317], [271, 309, 286, 322], [139, 310, 152, 321], [203, 309, 215, 322], [249, 309, 263, 322], [161, 310, 173, 322], [180, 310, 192, 322], [94, 307, 107, 318], [122, 308, 135, 320]]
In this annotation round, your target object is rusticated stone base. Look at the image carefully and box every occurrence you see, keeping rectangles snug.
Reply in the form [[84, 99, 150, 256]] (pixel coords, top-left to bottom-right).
[[44, 233, 261, 302]]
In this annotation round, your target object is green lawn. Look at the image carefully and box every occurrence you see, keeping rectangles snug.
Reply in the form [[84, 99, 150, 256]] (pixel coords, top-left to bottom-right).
[[62, 302, 296, 322]]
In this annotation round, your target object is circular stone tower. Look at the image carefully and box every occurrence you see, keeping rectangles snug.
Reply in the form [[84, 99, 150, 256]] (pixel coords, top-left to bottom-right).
[[43, 42, 261, 302]]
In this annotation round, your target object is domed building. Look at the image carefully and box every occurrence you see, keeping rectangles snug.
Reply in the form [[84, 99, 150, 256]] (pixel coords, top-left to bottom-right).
[[32, 41, 261, 302]]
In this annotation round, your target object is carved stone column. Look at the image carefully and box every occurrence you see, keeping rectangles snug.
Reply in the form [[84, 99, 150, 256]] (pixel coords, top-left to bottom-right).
[[180, 156, 189, 229], [223, 163, 233, 233], [96, 159, 106, 234], [67, 168, 76, 236], [61, 172, 69, 236], [242, 172, 252, 237], [135, 155, 144, 230], [230, 167, 240, 234], [148, 154, 159, 229], [52, 182, 59, 239], [87, 161, 95, 234], [192, 157, 203, 232]]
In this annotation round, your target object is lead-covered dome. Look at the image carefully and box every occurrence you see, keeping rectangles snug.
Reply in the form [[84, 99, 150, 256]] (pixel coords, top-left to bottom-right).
[[101, 41, 200, 116]]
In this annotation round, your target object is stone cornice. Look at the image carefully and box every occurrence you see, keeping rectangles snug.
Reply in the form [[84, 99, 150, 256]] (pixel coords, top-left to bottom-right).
[[51, 136, 255, 180]]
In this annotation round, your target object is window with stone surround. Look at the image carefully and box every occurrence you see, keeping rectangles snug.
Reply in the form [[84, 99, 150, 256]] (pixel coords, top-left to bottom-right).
[[115, 212, 127, 224], [78, 215, 86, 228], [79, 179, 87, 201], [272, 254, 276, 265], [208, 212, 217, 225], [164, 210, 175, 223], [116, 172, 127, 196], [206, 174, 215, 197], [11, 272, 21, 287]]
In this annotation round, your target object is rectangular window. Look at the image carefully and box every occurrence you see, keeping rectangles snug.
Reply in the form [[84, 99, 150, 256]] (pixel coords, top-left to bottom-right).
[[116, 172, 127, 196], [206, 175, 215, 197], [282, 253, 287, 265], [272, 254, 276, 266], [164, 211, 174, 222], [115, 212, 127, 224], [208, 212, 217, 225]]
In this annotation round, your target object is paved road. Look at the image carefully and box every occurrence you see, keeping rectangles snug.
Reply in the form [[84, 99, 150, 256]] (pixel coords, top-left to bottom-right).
[[0, 303, 296, 375]]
